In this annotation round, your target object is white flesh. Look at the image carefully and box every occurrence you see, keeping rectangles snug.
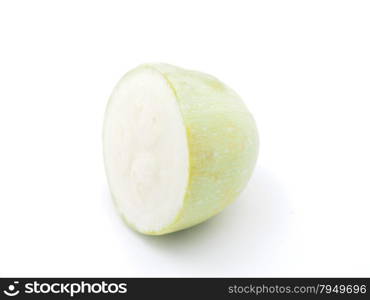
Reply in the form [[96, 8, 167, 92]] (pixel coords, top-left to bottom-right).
[[103, 67, 189, 232]]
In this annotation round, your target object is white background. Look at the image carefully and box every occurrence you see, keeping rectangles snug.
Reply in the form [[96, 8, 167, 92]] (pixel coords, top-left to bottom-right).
[[0, 0, 369, 277]]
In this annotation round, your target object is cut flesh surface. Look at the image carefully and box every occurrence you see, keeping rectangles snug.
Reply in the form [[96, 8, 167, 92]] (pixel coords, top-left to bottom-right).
[[103, 67, 189, 233]]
